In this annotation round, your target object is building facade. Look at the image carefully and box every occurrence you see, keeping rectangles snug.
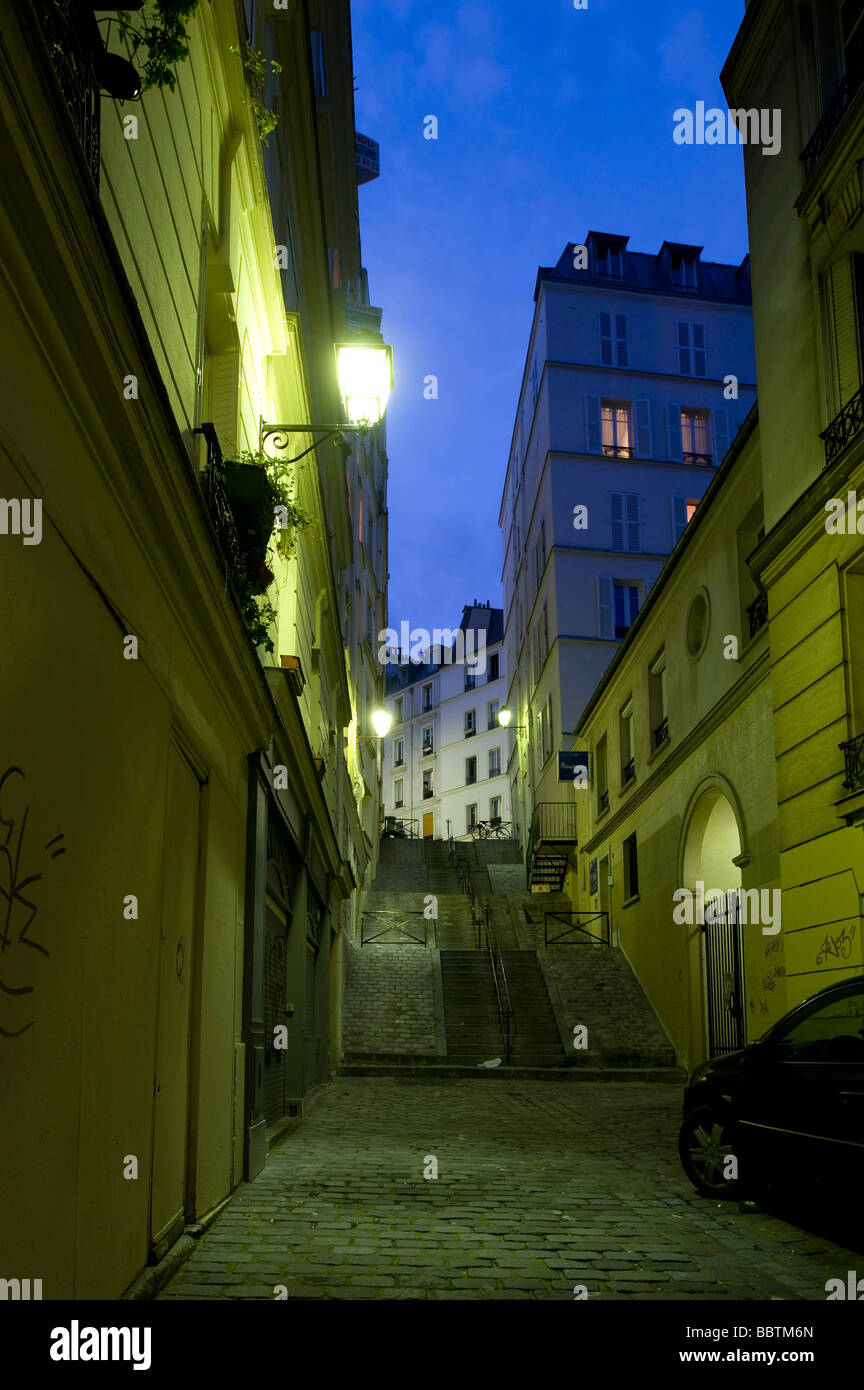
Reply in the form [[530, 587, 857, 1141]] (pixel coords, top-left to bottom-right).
[[499, 235, 757, 878], [382, 605, 514, 841], [0, 0, 386, 1298]]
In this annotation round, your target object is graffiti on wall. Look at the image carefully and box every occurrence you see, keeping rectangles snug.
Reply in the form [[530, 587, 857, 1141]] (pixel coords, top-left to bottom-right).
[[0, 766, 66, 1037], [815, 922, 856, 966]]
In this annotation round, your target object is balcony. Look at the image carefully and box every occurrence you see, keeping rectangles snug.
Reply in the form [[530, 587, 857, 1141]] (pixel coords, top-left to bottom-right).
[[598, 789, 610, 815], [622, 758, 635, 786], [747, 593, 768, 638], [652, 717, 670, 750], [603, 444, 634, 459], [822, 385, 864, 469], [421, 743, 434, 758], [194, 425, 243, 574], [526, 802, 577, 892], [683, 451, 713, 466], [36, 0, 101, 189], [841, 733, 864, 793], [465, 727, 476, 738], [800, 74, 858, 182], [422, 787, 434, 800]]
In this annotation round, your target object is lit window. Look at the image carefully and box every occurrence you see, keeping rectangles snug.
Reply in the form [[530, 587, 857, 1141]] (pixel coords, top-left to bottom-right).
[[601, 402, 632, 457]]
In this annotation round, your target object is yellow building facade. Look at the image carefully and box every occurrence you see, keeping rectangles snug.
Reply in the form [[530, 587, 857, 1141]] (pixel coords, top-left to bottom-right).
[[0, 0, 385, 1297]]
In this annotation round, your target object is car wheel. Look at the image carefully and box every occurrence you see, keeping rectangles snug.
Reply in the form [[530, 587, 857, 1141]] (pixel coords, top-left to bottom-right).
[[679, 1105, 740, 1199]]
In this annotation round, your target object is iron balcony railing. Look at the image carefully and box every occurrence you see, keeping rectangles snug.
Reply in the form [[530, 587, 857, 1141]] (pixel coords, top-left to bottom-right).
[[35, 0, 102, 188], [822, 384, 864, 468], [193, 424, 243, 573], [653, 717, 669, 750], [422, 788, 434, 799], [381, 816, 419, 838], [545, 911, 610, 947], [622, 758, 636, 785], [530, 802, 578, 843], [800, 74, 856, 180], [598, 789, 610, 815], [683, 451, 713, 466], [840, 732, 864, 792], [747, 592, 768, 638], [603, 444, 634, 458]]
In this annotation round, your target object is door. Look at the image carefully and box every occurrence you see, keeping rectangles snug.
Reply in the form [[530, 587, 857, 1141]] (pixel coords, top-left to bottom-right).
[[423, 812, 433, 839], [150, 743, 201, 1256], [703, 905, 744, 1057], [263, 905, 288, 1126]]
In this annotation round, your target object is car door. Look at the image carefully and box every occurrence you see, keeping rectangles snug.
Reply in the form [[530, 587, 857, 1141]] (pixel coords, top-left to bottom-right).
[[735, 982, 864, 1195]]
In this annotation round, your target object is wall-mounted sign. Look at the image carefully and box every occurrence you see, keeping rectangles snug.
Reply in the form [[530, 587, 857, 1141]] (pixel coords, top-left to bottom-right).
[[558, 751, 589, 783], [356, 133, 380, 184]]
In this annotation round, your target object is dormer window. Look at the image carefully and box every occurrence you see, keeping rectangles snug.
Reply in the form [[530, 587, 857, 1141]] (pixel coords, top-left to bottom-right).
[[671, 256, 699, 290], [595, 244, 624, 278]]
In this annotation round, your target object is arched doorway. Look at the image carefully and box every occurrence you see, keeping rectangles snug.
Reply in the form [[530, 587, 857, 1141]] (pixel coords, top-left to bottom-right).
[[680, 782, 745, 1062]]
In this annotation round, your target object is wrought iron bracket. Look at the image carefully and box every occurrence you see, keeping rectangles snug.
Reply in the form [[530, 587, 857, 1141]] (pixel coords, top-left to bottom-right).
[[259, 418, 370, 462]]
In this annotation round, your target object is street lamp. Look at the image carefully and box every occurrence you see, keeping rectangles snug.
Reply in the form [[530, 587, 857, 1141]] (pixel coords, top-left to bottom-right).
[[371, 709, 392, 739], [497, 709, 526, 731], [260, 340, 393, 462]]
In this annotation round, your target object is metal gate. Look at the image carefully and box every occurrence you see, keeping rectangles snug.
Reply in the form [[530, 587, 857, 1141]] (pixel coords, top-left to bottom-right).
[[703, 904, 745, 1056]]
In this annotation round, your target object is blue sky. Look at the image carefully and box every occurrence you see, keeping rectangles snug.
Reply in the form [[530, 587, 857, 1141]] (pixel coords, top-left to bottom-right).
[[350, 0, 750, 636]]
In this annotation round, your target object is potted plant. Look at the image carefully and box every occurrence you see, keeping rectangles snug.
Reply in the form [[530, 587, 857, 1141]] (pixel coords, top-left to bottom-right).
[[223, 447, 315, 562], [233, 567, 276, 653], [114, 1, 204, 92]]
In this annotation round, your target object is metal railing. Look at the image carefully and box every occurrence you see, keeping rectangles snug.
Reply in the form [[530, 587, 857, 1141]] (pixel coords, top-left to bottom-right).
[[652, 717, 669, 750], [840, 732, 864, 792], [545, 911, 610, 946], [526, 802, 577, 892], [479, 907, 513, 1063], [381, 816, 419, 839], [683, 451, 713, 466], [361, 911, 429, 946], [822, 384, 864, 468], [35, 0, 102, 188], [621, 758, 636, 786], [194, 424, 243, 573], [747, 592, 768, 637], [598, 789, 610, 816], [800, 74, 855, 181]]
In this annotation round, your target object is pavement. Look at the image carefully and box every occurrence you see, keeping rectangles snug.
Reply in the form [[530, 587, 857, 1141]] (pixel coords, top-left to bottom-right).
[[157, 1077, 860, 1301]]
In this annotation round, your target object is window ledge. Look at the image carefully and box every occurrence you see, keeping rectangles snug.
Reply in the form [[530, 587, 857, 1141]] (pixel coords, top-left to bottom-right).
[[621, 894, 640, 909]]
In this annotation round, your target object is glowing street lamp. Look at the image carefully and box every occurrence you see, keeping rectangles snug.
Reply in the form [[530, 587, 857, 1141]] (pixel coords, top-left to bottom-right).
[[336, 343, 393, 427], [497, 708, 513, 728], [371, 709, 392, 738]]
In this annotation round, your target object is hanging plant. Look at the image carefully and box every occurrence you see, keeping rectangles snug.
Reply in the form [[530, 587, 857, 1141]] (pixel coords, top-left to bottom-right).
[[228, 45, 282, 146], [228, 448, 316, 562], [233, 566, 277, 653], [115, 1, 204, 92]]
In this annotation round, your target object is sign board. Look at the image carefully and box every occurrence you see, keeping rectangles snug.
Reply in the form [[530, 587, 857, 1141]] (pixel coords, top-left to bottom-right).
[[558, 751, 589, 783], [356, 133, 380, 184]]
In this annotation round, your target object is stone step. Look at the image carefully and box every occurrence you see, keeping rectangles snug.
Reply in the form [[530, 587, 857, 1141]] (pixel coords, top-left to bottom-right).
[[340, 1062, 686, 1081]]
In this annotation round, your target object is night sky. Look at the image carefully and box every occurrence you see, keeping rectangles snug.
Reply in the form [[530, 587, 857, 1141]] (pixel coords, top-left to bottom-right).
[[350, 0, 750, 637]]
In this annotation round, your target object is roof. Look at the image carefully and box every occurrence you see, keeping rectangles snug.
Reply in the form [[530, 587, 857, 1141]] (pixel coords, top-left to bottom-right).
[[535, 236, 752, 304]]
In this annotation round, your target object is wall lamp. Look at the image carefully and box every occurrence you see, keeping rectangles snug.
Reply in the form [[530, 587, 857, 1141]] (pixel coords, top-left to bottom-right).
[[497, 709, 526, 731], [260, 341, 393, 463]]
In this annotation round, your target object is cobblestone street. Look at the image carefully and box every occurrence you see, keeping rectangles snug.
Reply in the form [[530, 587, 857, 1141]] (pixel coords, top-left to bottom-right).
[[159, 1078, 860, 1301]]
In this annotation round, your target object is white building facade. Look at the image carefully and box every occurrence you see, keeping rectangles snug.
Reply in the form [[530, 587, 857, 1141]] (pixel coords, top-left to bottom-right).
[[499, 232, 757, 863], [382, 605, 514, 840]]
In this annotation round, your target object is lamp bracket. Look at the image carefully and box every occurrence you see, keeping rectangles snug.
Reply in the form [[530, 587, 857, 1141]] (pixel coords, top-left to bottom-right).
[[259, 419, 370, 462]]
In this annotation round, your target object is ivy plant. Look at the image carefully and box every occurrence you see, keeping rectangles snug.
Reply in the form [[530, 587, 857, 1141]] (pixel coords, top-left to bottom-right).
[[116, 1, 204, 92], [230, 448, 316, 562], [233, 567, 277, 654], [229, 45, 282, 146]]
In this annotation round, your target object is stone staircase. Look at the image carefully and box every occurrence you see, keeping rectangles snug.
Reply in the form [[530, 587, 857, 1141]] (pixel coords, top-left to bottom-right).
[[502, 950, 565, 1067], [440, 951, 505, 1064]]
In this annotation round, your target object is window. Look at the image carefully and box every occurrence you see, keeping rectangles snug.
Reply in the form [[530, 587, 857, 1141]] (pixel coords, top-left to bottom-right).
[[539, 520, 547, 572], [673, 497, 700, 541], [394, 778, 404, 809], [465, 668, 478, 691], [542, 601, 549, 659], [465, 709, 477, 737], [596, 734, 609, 814], [623, 832, 639, 900], [677, 322, 707, 376], [619, 700, 634, 784], [421, 726, 434, 756], [466, 756, 478, 785], [310, 31, 327, 96], [595, 243, 624, 277], [490, 797, 501, 821], [773, 987, 864, 1063], [488, 699, 500, 730], [422, 683, 433, 710], [394, 697, 403, 724], [422, 768, 434, 799], [488, 652, 500, 681], [489, 748, 502, 778], [671, 256, 698, 290], [466, 804, 478, 831], [599, 312, 629, 367], [546, 693, 554, 761], [681, 410, 712, 464], [649, 652, 669, 750], [394, 737, 404, 767], [611, 493, 641, 551], [613, 582, 640, 638], [601, 401, 633, 457]]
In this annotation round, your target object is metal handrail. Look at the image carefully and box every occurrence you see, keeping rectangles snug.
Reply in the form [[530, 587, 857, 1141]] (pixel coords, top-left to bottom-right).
[[545, 911, 610, 946], [480, 908, 513, 1062]]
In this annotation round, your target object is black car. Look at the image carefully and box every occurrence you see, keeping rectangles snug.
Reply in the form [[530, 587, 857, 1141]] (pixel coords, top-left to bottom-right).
[[679, 976, 864, 1204]]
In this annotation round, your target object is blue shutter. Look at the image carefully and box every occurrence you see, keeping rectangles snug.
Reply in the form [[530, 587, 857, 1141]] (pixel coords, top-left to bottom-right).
[[635, 399, 652, 457], [676, 322, 690, 374], [673, 496, 688, 541], [626, 494, 641, 552], [585, 395, 602, 454], [599, 313, 612, 365], [667, 404, 683, 461], [615, 314, 628, 367], [693, 323, 706, 377], [598, 575, 614, 638], [610, 492, 624, 550], [713, 407, 730, 464]]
